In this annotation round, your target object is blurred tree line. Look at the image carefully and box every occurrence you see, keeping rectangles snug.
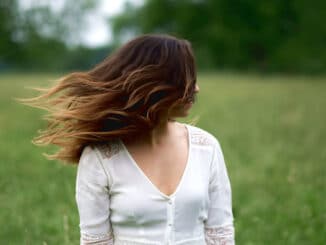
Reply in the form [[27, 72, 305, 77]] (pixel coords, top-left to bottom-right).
[[0, 0, 112, 72], [1, 0, 325, 74], [112, 0, 326, 74]]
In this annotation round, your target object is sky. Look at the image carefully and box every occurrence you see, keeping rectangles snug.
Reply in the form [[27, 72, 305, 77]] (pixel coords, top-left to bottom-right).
[[84, 0, 143, 47], [19, 0, 143, 47]]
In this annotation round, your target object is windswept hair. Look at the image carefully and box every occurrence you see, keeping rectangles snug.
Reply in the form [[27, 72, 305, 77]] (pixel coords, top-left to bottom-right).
[[16, 34, 197, 164]]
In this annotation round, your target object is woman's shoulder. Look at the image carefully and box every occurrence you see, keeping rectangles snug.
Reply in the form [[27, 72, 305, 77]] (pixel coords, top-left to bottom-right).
[[80, 139, 123, 163], [184, 122, 219, 147]]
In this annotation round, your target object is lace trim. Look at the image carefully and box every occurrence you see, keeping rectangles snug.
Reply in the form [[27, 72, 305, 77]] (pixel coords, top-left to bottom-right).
[[190, 129, 215, 146], [96, 126, 214, 157], [204, 224, 235, 245], [81, 232, 114, 245], [96, 140, 122, 159], [81, 233, 209, 245]]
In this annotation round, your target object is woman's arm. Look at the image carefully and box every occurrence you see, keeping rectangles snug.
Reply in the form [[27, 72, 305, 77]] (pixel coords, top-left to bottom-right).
[[204, 139, 235, 245], [75, 145, 114, 244]]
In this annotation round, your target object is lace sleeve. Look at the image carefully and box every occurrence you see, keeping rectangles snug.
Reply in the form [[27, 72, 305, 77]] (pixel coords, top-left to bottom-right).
[[80, 231, 114, 244], [205, 224, 234, 245], [204, 139, 235, 244], [76, 145, 114, 245]]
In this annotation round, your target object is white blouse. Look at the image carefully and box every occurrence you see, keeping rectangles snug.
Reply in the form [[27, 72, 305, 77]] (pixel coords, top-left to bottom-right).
[[75, 123, 235, 245]]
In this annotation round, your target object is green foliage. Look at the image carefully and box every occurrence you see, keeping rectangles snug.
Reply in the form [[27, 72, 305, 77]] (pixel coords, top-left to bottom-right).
[[0, 0, 103, 72], [2, 0, 325, 73], [111, 0, 326, 74], [0, 0, 22, 69], [1, 73, 325, 243]]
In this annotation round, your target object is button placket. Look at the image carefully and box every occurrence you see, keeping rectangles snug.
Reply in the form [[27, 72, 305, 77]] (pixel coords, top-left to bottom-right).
[[165, 197, 175, 244], [167, 198, 174, 226]]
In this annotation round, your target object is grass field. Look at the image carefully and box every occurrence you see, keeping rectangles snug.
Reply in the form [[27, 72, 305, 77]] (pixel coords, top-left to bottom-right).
[[0, 73, 325, 244]]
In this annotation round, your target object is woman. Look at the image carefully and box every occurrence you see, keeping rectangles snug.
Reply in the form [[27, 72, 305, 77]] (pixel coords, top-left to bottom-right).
[[19, 34, 234, 244]]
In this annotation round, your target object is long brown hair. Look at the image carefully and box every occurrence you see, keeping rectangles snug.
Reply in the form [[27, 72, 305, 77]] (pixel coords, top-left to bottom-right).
[[16, 33, 197, 164]]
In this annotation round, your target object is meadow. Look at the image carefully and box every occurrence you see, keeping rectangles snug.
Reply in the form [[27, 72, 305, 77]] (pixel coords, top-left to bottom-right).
[[0, 73, 325, 244]]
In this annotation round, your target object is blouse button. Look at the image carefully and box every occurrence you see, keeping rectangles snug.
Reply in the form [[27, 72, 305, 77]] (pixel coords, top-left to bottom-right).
[[168, 200, 172, 204]]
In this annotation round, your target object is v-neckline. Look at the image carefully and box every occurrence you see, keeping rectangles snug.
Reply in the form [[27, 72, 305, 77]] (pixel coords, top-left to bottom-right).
[[120, 123, 191, 199]]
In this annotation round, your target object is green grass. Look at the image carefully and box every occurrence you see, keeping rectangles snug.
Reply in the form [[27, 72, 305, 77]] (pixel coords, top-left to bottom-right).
[[0, 72, 325, 244]]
